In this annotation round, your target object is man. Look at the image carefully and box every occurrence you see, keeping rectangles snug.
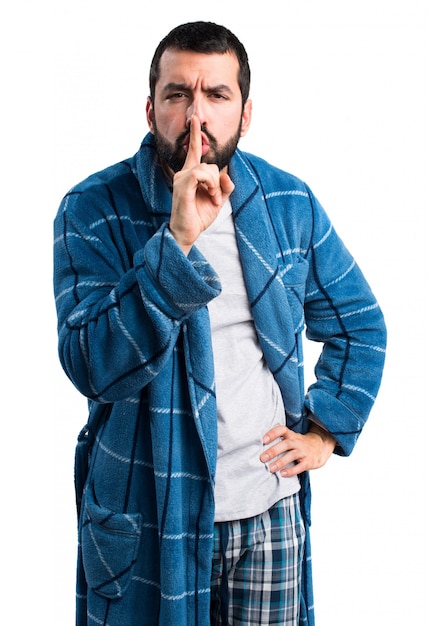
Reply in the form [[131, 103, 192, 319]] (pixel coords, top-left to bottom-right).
[[54, 21, 386, 626]]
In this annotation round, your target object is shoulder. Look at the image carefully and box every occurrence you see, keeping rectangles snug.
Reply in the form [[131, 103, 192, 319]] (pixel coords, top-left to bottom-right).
[[66, 155, 138, 199], [57, 154, 141, 221], [236, 150, 309, 194], [233, 150, 326, 253]]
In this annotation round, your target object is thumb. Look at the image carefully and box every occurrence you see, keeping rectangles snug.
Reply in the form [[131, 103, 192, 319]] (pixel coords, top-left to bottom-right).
[[220, 172, 235, 197]]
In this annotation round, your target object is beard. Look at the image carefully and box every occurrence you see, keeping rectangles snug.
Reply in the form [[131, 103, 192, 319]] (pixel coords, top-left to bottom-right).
[[152, 117, 242, 173]]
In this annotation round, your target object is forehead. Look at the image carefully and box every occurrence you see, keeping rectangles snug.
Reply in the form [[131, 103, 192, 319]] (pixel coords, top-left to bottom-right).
[[156, 49, 241, 91]]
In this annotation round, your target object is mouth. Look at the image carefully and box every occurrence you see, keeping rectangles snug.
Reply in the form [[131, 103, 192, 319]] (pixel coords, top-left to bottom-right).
[[183, 132, 211, 156]]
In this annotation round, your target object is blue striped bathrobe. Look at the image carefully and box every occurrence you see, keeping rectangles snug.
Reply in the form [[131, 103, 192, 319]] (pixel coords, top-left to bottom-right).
[[54, 132, 386, 626]]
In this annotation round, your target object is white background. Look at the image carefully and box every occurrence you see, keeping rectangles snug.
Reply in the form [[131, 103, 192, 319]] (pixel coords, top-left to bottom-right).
[[1, 1, 428, 624]]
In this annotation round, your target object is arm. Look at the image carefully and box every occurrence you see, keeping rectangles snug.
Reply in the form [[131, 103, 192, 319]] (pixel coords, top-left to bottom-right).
[[54, 190, 221, 403], [302, 188, 387, 455], [54, 117, 235, 403], [260, 186, 386, 473]]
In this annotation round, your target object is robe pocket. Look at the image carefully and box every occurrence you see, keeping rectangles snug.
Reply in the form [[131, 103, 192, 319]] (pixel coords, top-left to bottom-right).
[[81, 487, 143, 599], [280, 256, 309, 330]]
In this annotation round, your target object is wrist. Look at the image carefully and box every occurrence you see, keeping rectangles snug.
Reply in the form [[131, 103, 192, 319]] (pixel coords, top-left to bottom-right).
[[308, 421, 336, 450], [168, 225, 193, 256]]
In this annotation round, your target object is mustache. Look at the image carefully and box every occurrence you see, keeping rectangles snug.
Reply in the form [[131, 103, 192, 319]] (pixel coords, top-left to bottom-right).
[[176, 125, 218, 147]]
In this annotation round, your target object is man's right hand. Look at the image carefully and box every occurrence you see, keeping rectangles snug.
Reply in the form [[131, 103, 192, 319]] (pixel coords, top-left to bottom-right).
[[169, 115, 235, 255]]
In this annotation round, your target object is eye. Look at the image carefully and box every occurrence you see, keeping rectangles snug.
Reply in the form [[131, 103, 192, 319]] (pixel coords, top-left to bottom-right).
[[167, 92, 187, 100], [210, 92, 228, 100]]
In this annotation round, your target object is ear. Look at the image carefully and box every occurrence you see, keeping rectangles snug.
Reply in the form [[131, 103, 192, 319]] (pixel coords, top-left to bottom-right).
[[240, 99, 252, 137], [146, 97, 155, 133]]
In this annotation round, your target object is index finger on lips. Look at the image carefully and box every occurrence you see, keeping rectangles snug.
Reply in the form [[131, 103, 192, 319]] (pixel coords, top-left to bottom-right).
[[183, 115, 202, 169]]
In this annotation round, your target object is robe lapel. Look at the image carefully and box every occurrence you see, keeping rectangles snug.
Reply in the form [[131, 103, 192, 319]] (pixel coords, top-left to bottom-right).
[[135, 137, 173, 230], [229, 151, 303, 426]]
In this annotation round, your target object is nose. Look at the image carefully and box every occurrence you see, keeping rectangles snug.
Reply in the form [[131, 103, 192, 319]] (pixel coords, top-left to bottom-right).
[[186, 94, 206, 128]]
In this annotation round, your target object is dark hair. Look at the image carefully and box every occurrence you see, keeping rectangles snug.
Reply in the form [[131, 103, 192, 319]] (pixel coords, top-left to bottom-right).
[[149, 21, 251, 107]]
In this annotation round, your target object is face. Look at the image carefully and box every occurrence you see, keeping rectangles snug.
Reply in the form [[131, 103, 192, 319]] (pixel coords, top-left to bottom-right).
[[146, 49, 252, 173]]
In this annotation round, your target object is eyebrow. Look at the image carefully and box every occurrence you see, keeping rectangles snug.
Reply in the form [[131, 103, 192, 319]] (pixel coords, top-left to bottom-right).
[[161, 82, 234, 95]]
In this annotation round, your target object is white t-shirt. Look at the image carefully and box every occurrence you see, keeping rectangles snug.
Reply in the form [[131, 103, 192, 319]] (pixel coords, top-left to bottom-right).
[[196, 200, 300, 522]]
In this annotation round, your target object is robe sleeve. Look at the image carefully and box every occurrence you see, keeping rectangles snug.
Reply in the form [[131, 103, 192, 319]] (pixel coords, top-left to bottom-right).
[[302, 186, 387, 455], [53, 186, 220, 402]]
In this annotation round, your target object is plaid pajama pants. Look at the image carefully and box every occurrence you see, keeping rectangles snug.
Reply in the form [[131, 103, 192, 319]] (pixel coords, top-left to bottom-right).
[[210, 493, 305, 626]]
